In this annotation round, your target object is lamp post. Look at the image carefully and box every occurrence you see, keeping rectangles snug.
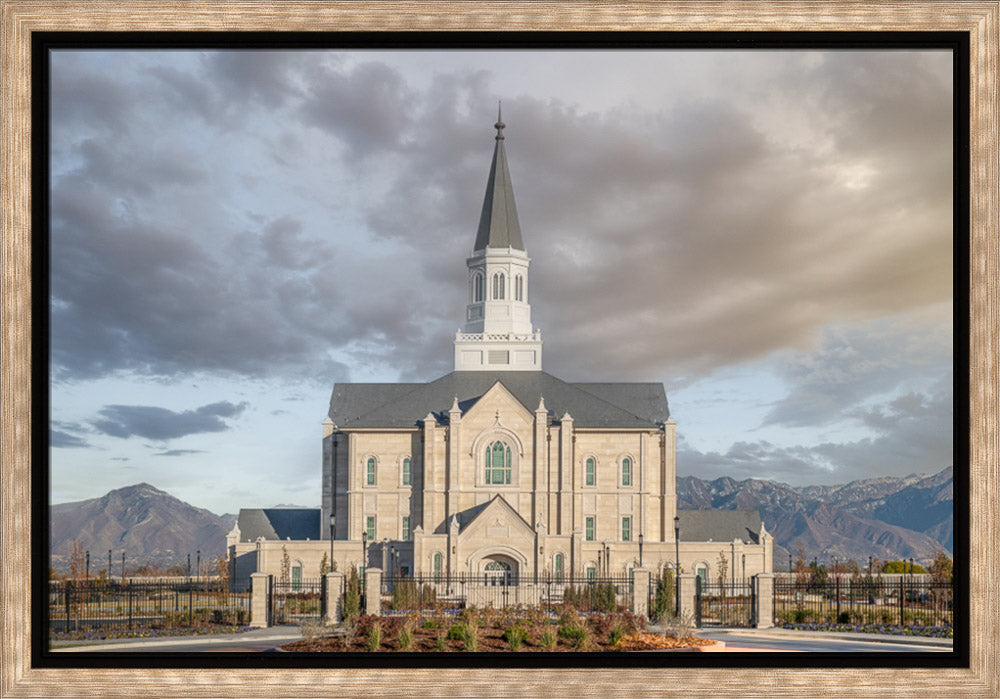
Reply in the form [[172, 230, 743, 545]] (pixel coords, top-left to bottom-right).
[[121, 551, 125, 581], [742, 553, 746, 585], [197, 550, 201, 580], [390, 545, 396, 577], [868, 555, 873, 576], [361, 530, 368, 576], [789, 552, 793, 575], [85, 551, 90, 580], [187, 553, 191, 578], [381, 538, 388, 572], [107, 550, 112, 581], [328, 514, 335, 575], [673, 515, 680, 615], [638, 533, 644, 569]]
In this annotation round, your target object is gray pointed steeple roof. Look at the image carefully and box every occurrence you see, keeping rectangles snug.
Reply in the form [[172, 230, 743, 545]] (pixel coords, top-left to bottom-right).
[[474, 107, 524, 251]]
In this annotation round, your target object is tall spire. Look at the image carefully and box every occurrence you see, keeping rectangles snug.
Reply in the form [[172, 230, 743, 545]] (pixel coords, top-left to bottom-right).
[[474, 103, 523, 251], [454, 111, 542, 372]]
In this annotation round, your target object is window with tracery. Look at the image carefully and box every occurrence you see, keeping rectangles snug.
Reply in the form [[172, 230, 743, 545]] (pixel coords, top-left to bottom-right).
[[485, 440, 512, 484], [492, 272, 505, 300]]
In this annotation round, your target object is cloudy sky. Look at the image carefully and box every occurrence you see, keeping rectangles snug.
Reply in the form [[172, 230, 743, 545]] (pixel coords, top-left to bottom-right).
[[48, 48, 954, 515]]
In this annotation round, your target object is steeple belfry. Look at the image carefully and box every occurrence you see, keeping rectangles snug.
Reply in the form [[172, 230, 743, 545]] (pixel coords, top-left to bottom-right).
[[455, 112, 543, 372]]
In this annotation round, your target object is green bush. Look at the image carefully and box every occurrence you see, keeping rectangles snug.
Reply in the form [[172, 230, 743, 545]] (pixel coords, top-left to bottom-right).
[[398, 625, 413, 652], [539, 626, 558, 650], [651, 571, 674, 622], [503, 624, 529, 652], [343, 565, 361, 620], [608, 621, 626, 647], [558, 623, 589, 649], [365, 621, 382, 652]]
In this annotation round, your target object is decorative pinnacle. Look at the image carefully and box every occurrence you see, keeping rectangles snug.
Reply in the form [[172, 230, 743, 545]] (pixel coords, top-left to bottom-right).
[[495, 101, 505, 140]]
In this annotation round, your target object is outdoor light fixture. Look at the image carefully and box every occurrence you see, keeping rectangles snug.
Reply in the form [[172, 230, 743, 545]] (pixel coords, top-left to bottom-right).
[[638, 533, 644, 568], [673, 516, 680, 615]]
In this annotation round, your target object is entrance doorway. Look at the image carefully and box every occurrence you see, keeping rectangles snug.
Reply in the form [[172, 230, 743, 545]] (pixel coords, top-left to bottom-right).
[[482, 557, 516, 586]]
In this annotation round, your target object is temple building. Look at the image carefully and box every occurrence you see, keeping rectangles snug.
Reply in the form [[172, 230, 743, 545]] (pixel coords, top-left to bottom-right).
[[228, 114, 773, 591]]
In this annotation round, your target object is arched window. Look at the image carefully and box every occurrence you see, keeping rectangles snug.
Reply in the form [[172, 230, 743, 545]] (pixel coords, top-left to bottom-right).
[[492, 272, 505, 300], [472, 272, 484, 303], [621, 457, 632, 486], [515, 274, 523, 301], [401, 457, 411, 486], [366, 457, 376, 486], [554, 553, 564, 583], [585, 457, 596, 486], [433, 552, 443, 581], [485, 440, 512, 484]]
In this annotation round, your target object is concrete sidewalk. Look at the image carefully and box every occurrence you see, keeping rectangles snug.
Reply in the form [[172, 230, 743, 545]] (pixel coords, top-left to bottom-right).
[[690, 626, 953, 648], [51, 625, 303, 653]]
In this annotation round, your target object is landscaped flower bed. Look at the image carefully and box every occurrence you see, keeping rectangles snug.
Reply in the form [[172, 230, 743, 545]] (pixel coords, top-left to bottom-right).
[[283, 607, 715, 653]]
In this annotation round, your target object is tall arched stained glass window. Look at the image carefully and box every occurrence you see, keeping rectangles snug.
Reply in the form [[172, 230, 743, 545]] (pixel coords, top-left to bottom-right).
[[515, 274, 523, 301], [402, 457, 411, 486], [366, 457, 376, 485], [485, 440, 511, 484], [433, 552, 442, 581], [554, 553, 564, 583], [585, 457, 596, 486], [621, 457, 632, 486]]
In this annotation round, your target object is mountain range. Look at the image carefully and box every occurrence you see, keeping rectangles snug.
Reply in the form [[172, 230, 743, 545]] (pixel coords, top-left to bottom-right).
[[677, 465, 953, 567], [50, 466, 953, 572]]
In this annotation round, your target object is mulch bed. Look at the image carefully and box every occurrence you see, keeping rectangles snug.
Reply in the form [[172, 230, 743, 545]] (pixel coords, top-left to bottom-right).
[[282, 614, 715, 653]]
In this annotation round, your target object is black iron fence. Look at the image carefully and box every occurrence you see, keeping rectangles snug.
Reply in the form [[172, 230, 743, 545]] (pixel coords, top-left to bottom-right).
[[380, 574, 634, 615], [268, 577, 325, 625], [695, 578, 756, 628], [49, 579, 249, 633], [773, 578, 953, 628]]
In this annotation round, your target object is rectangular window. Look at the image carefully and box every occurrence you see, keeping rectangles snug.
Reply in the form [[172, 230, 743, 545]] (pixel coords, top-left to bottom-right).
[[585, 516, 595, 541], [402, 457, 411, 486], [622, 457, 632, 486], [585, 458, 595, 486], [366, 516, 376, 541], [621, 516, 631, 542], [402, 516, 411, 541], [366, 457, 376, 486], [586, 567, 596, 582]]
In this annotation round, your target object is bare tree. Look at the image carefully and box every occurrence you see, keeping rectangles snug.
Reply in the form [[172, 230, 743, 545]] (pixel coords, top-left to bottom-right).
[[68, 539, 86, 580], [280, 545, 290, 584]]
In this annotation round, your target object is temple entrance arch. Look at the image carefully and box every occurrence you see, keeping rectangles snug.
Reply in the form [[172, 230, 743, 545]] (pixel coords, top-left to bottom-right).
[[480, 554, 518, 585]]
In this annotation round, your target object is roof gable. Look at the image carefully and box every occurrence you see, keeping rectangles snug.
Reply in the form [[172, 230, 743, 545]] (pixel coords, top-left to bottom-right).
[[459, 495, 535, 539]]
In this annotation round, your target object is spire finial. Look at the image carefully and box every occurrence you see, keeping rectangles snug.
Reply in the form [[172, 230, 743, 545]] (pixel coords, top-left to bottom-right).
[[495, 101, 505, 140]]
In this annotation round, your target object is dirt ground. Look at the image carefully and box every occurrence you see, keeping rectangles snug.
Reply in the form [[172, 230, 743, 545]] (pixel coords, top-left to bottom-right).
[[283, 617, 715, 653]]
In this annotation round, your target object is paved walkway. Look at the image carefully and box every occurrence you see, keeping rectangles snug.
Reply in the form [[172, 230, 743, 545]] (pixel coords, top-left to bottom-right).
[[51, 626, 303, 653], [696, 626, 952, 648]]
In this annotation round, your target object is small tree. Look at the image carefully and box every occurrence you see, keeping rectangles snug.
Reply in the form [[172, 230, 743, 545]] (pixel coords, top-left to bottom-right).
[[280, 545, 291, 584], [929, 550, 952, 584], [343, 564, 361, 620], [716, 551, 728, 590], [68, 539, 86, 580], [214, 554, 229, 592], [651, 569, 674, 622], [319, 552, 330, 577], [793, 542, 810, 586]]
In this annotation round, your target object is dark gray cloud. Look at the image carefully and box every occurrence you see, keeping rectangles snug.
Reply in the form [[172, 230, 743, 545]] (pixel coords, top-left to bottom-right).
[[91, 401, 248, 441], [49, 50, 952, 392], [678, 372, 952, 485], [50, 429, 91, 449]]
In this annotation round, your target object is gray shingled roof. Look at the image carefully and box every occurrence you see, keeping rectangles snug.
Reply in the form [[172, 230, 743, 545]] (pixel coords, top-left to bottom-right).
[[236, 508, 320, 543], [329, 371, 669, 430], [676, 510, 762, 544], [473, 118, 524, 251]]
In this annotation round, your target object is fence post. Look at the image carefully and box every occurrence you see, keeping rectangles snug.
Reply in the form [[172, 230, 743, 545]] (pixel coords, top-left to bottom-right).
[[754, 573, 774, 629], [250, 573, 270, 628], [364, 568, 382, 616], [899, 577, 904, 626], [678, 574, 697, 621], [632, 568, 650, 618], [835, 576, 840, 621], [324, 571, 346, 624]]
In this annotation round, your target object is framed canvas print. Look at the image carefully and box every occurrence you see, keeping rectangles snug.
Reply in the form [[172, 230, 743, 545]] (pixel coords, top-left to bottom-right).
[[2, 2, 995, 696]]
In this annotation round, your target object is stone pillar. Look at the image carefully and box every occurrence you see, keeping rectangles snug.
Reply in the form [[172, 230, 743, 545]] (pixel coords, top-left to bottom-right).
[[250, 573, 270, 628], [678, 573, 697, 620], [324, 571, 346, 624], [755, 573, 774, 629], [364, 568, 382, 616], [632, 568, 651, 618]]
